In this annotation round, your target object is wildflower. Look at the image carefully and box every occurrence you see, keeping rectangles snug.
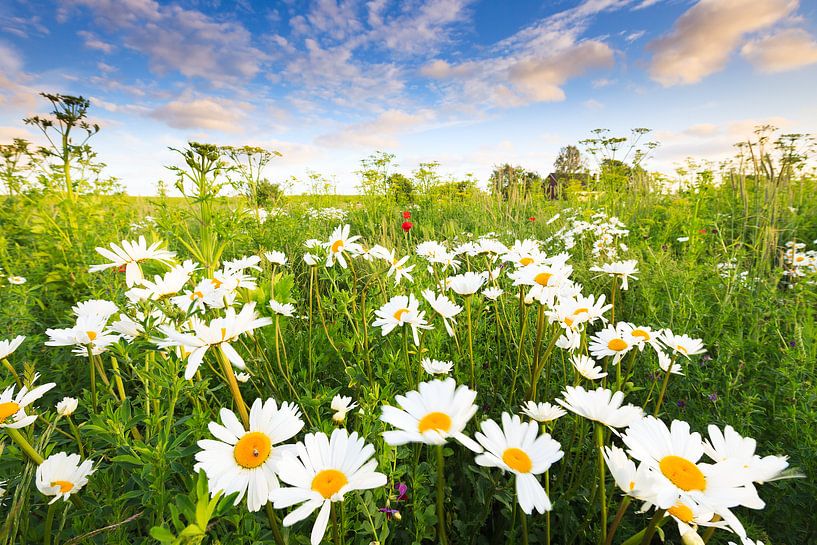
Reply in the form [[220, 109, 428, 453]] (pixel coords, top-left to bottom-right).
[[402, 210, 411, 219], [304, 253, 320, 266], [557, 386, 643, 430], [387, 253, 416, 286], [473, 413, 563, 514], [371, 294, 432, 345], [325, 224, 362, 269], [381, 378, 482, 452], [7, 276, 26, 285], [659, 330, 706, 358], [0, 335, 24, 360], [447, 271, 486, 296], [235, 372, 251, 383], [483, 287, 504, 300], [421, 358, 453, 375], [331, 395, 358, 423], [56, 397, 78, 416], [264, 251, 288, 266], [0, 381, 56, 428], [603, 444, 661, 503], [571, 354, 607, 381], [590, 260, 639, 290], [421, 289, 462, 336], [703, 425, 789, 485], [89, 235, 176, 287], [195, 398, 304, 512], [45, 308, 120, 356], [36, 452, 94, 503], [588, 323, 635, 364], [270, 429, 387, 545], [555, 328, 581, 352], [125, 260, 197, 302], [159, 303, 273, 379], [270, 300, 296, 317], [401, 221, 413, 232], [658, 350, 684, 375], [678, 236, 690, 242], [395, 482, 408, 500], [520, 401, 566, 423]]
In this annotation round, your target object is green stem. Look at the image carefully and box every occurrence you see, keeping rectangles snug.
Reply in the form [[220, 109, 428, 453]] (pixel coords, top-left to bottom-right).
[[436, 445, 449, 545], [595, 424, 607, 545], [638, 509, 666, 545], [67, 416, 84, 457], [545, 469, 551, 545], [264, 503, 286, 545], [43, 501, 56, 545], [331, 502, 341, 545], [652, 355, 678, 415], [2, 358, 22, 388], [465, 295, 475, 388], [520, 504, 529, 545], [86, 345, 97, 413], [5, 427, 44, 464], [606, 496, 631, 545]]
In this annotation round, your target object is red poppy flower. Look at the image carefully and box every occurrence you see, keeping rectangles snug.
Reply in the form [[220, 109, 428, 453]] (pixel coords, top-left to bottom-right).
[[528, 217, 536, 222], [401, 221, 413, 232], [402, 211, 411, 219], [699, 228, 707, 234]]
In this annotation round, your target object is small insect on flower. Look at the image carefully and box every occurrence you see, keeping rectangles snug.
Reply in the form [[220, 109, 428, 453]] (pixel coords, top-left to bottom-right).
[[270, 428, 387, 545], [331, 395, 358, 423], [380, 378, 483, 452], [36, 452, 94, 503], [473, 413, 564, 514], [195, 398, 304, 512], [0, 381, 56, 428]]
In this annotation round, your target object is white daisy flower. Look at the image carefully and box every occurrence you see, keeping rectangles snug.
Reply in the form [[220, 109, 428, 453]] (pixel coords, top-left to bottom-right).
[[331, 395, 358, 423], [235, 372, 251, 383], [303, 253, 320, 266], [446, 271, 486, 296], [195, 398, 304, 512], [555, 328, 581, 352], [520, 401, 566, 423], [473, 413, 564, 514], [571, 354, 607, 381], [56, 397, 78, 416], [125, 260, 197, 302], [325, 224, 362, 269], [264, 251, 288, 266], [0, 381, 56, 428], [703, 425, 789, 485], [380, 378, 483, 452], [0, 335, 25, 360], [270, 300, 296, 317], [7, 276, 26, 285], [421, 289, 462, 336], [270, 428, 387, 545], [482, 287, 504, 300], [590, 260, 639, 290], [556, 386, 643, 430], [658, 350, 683, 375], [421, 358, 454, 375], [371, 294, 432, 345], [588, 323, 635, 364], [658, 330, 706, 358], [89, 235, 176, 287], [36, 452, 94, 503]]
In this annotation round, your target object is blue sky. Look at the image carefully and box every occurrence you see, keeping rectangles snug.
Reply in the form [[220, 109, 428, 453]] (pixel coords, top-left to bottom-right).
[[1, 0, 817, 194]]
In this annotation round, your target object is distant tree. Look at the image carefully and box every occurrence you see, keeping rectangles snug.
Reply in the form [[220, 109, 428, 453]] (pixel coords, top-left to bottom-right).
[[490, 163, 543, 201], [387, 172, 414, 204], [554, 145, 584, 178], [24, 93, 100, 201], [255, 180, 284, 206]]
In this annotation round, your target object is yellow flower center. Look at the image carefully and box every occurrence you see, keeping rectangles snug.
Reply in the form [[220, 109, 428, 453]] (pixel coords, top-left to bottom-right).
[[573, 307, 589, 316], [676, 345, 688, 354], [519, 257, 534, 266], [607, 338, 628, 351], [233, 431, 272, 469], [564, 316, 574, 327], [628, 480, 635, 491], [220, 327, 228, 341], [211, 278, 223, 288], [668, 503, 694, 523], [191, 291, 204, 300], [393, 308, 409, 321], [418, 411, 452, 434], [87, 331, 98, 341], [51, 480, 74, 493], [631, 329, 650, 340], [534, 272, 552, 286], [331, 239, 344, 253], [659, 455, 706, 491], [502, 447, 533, 473], [0, 401, 21, 421], [311, 469, 348, 499]]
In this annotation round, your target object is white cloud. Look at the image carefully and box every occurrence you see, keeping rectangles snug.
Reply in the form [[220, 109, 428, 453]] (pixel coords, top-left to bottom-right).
[[149, 94, 253, 133], [315, 109, 436, 148], [77, 30, 115, 53], [647, 0, 798, 86], [741, 28, 817, 73]]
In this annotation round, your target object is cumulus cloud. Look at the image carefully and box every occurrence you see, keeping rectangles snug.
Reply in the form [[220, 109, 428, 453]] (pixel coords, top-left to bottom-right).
[[647, 0, 798, 86], [149, 95, 253, 133], [316, 109, 436, 148], [65, 0, 265, 86], [77, 30, 115, 53], [741, 28, 817, 73]]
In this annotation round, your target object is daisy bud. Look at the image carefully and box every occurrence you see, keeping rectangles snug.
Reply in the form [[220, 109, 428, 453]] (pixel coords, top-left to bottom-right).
[[681, 529, 704, 545], [56, 397, 78, 417]]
